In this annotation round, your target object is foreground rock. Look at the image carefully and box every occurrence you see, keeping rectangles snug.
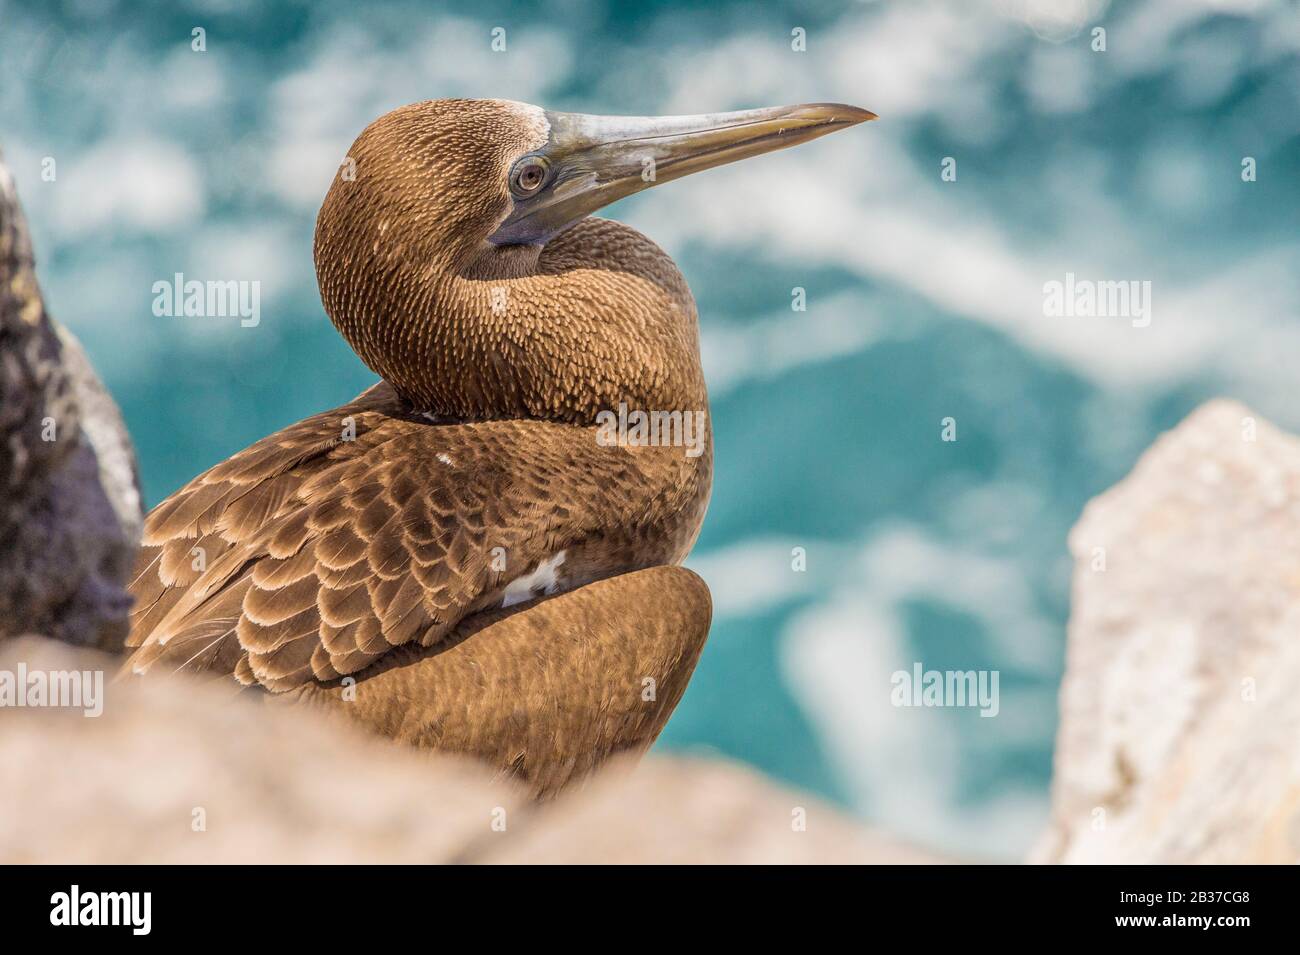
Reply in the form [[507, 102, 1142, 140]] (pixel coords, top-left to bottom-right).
[[1034, 400, 1300, 864], [1, 637, 943, 864], [477, 756, 945, 864], [0, 153, 142, 650]]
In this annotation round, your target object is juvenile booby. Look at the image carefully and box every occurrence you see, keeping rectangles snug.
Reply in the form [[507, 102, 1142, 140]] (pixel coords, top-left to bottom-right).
[[125, 99, 875, 796]]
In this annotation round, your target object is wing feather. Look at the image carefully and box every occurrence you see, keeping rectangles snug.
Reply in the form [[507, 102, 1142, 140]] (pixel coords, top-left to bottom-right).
[[125, 382, 690, 692]]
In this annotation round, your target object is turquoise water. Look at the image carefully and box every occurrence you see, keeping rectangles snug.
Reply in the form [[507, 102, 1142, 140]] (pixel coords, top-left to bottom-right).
[[3, 0, 1297, 856]]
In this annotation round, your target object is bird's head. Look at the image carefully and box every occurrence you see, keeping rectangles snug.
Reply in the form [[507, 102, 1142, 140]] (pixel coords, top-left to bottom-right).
[[314, 98, 874, 421]]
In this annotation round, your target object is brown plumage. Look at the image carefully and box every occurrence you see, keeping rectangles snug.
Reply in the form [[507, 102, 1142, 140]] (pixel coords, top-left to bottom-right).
[[124, 98, 873, 795], [288, 565, 711, 798], [127, 377, 709, 693]]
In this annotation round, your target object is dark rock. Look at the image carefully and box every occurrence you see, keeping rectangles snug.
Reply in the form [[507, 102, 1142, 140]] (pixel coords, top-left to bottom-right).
[[0, 152, 142, 650]]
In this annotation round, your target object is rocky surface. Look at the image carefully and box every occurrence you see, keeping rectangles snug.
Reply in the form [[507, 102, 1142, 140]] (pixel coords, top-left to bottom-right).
[[0, 152, 142, 650], [0, 636, 945, 864], [1033, 400, 1300, 864], [477, 754, 947, 864]]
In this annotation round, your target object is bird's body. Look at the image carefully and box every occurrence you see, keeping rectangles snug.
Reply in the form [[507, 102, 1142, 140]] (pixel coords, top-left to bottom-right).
[[124, 98, 872, 795], [128, 372, 710, 691]]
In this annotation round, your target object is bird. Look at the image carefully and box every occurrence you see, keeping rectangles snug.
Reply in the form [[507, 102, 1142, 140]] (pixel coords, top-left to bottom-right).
[[123, 98, 875, 797]]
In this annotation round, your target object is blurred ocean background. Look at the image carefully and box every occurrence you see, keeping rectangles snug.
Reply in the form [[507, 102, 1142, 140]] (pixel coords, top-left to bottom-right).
[[2, 0, 1297, 858]]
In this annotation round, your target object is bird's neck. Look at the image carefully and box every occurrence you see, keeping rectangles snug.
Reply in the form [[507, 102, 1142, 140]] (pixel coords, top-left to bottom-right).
[[328, 218, 709, 428]]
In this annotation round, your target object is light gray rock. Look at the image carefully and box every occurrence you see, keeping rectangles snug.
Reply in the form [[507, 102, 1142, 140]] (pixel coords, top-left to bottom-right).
[[1034, 400, 1300, 864], [0, 151, 142, 651], [0, 637, 945, 864], [477, 754, 950, 864], [0, 637, 525, 864]]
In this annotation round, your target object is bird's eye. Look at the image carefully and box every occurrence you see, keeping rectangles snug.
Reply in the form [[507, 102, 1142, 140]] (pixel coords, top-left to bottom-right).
[[510, 157, 550, 197]]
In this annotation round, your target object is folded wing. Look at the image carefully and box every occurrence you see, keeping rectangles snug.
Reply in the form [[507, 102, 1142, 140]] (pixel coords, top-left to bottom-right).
[[125, 383, 671, 691]]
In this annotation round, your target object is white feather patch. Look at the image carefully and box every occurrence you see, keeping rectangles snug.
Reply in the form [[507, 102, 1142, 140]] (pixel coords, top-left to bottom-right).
[[502, 550, 567, 608], [501, 100, 550, 149]]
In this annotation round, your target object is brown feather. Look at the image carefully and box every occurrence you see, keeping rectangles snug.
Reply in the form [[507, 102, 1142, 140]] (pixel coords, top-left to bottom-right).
[[317, 581, 372, 627], [237, 605, 320, 654], [218, 473, 300, 538], [289, 566, 712, 798], [250, 545, 319, 589], [243, 575, 320, 626], [143, 482, 231, 545]]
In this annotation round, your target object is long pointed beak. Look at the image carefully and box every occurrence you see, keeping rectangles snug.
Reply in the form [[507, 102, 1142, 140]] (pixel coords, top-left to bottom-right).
[[489, 103, 876, 246]]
